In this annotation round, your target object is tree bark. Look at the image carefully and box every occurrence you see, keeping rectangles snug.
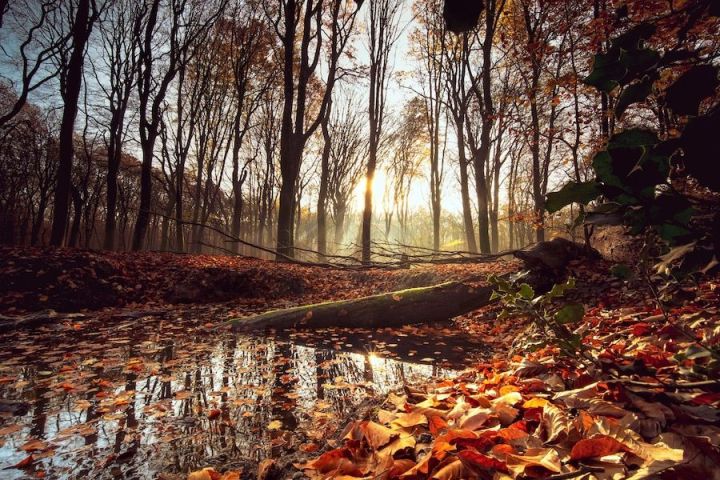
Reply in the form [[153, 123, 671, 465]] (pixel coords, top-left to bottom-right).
[[232, 281, 495, 331], [50, 0, 93, 246]]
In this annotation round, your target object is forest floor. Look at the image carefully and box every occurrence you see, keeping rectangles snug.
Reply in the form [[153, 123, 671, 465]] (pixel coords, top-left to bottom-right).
[[0, 247, 719, 479]]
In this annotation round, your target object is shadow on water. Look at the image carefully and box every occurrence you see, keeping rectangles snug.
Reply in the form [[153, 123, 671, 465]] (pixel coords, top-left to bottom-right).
[[0, 310, 487, 478]]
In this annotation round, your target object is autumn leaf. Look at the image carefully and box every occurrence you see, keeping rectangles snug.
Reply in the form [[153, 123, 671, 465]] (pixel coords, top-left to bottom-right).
[[570, 435, 628, 460], [267, 420, 283, 431], [505, 448, 562, 476], [457, 449, 509, 473], [21, 438, 49, 452], [11, 454, 34, 469]]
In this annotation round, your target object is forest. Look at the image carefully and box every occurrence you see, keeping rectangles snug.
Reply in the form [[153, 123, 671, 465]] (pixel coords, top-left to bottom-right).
[[0, 0, 720, 479]]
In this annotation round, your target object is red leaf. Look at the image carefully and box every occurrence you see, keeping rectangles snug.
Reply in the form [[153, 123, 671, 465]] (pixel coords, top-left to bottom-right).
[[12, 455, 34, 469], [632, 322, 652, 336], [457, 450, 509, 473], [692, 392, 720, 405], [570, 435, 627, 460]]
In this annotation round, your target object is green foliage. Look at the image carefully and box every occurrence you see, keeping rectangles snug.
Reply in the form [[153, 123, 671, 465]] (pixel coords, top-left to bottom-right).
[[489, 275, 585, 357], [545, 3, 720, 275]]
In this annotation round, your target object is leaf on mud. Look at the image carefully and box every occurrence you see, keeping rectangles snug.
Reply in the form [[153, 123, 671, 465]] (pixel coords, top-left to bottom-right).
[[523, 397, 549, 409], [625, 433, 688, 480], [458, 407, 491, 431], [187, 468, 220, 480], [382, 432, 416, 458], [298, 448, 355, 474], [570, 435, 628, 460], [428, 415, 448, 436], [492, 391, 523, 407]]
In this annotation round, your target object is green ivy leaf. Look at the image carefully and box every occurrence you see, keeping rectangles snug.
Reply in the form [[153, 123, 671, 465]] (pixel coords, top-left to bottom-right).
[[518, 283, 535, 300], [554, 304, 585, 325], [545, 181, 601, 213], [615, 75, 654, 119], [584, 51, 626, 93]]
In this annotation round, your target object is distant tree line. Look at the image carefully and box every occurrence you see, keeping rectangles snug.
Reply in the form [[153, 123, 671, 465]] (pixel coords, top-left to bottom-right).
[[0, 0, 717, 260]]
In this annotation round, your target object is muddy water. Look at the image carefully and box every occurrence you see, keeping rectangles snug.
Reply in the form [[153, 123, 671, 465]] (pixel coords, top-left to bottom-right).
[[0, 308, 486, 479]]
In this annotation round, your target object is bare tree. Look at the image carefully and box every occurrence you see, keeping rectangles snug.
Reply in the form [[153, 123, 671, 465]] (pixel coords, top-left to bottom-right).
[[131, 0, 227, 251], [0, 1, 68, 131], [361, 0, 403, 263], [413, 0, 446, 251], [325, 96, 366, 249], [93, 0, 139, 250], [50, 0, 102, 245], [267, 0, 359, 258], [443, 33, 478, 252]]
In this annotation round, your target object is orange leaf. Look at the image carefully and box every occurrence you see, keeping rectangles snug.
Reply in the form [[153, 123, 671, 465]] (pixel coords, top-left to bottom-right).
[[207, 409, 222, 420], [302, 447, 352, 474], [12, 454, 34, 469], [21, 439, 48, 452], [428, 415, 448, 436], [570, 435, 628, 460]]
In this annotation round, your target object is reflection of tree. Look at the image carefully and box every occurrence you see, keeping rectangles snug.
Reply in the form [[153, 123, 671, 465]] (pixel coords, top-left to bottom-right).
[[217, 335, 237, 452], [29, 364, 49, 440], [269, 340, 298, 456], [111, 344, 139, 470]]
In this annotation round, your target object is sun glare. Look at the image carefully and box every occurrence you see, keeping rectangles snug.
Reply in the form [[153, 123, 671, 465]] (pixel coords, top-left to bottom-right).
[[354, 169, 388, 211]]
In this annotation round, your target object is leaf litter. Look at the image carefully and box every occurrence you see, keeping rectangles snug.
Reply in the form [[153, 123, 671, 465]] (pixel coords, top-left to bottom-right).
[[0, 249, 719, 479]]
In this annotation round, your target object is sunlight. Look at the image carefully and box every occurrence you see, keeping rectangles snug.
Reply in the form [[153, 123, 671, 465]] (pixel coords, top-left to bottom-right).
[[354, 169, 388, 212]]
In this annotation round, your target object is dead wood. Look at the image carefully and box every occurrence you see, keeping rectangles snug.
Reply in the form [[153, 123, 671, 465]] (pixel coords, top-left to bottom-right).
[[230, 238, 598, 331]]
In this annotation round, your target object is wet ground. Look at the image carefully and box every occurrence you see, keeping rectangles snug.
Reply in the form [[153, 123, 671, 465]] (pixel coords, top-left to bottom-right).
[[0, 306, 487, 479]]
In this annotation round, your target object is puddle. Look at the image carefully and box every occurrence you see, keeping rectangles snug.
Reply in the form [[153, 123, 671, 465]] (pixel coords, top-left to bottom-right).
[[0, 308, 486, 478]]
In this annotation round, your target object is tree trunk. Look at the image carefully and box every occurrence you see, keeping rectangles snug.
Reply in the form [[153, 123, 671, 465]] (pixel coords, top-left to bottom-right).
[[132, 138, 156, 251], [232, 281, 495, 331], [68, 185, 82, 247], [317, 108, 331, 257], [457, 130, 477, 253], [50, 0, 92, 246], [276, 141, 301, 259], [232, 238, 593, 331]]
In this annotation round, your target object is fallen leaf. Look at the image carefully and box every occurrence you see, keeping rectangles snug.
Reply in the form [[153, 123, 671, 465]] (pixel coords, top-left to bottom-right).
[[570, 435, 628, 460]]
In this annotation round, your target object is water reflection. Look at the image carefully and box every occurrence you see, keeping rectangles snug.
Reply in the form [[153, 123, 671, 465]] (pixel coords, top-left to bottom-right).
[[0, 312, 484, 478]]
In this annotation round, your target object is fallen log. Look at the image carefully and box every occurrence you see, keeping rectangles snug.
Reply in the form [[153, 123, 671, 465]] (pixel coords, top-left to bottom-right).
[[230, 238, 598, 331], [231, 281, 495, 331]]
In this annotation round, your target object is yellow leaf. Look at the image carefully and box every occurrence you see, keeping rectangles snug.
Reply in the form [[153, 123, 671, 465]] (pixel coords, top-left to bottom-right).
[[267, 420, 283, 431], [523, 397, 549, 409]]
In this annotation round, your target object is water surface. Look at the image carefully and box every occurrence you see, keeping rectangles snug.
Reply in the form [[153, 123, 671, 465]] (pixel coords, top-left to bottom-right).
[[0, 307, 486, 479]]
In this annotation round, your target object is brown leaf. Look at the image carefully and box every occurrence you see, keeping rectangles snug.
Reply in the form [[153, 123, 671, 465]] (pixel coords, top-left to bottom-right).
[[360, 421, 396, 450], [430, 458, 467, 480], [505, 448, 562, 476], [542, 403, 569, 443]]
